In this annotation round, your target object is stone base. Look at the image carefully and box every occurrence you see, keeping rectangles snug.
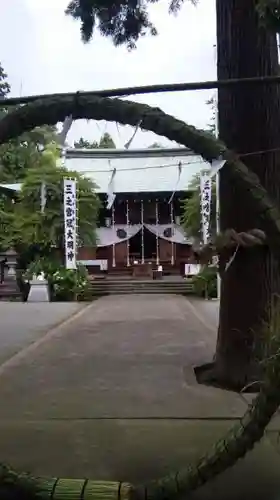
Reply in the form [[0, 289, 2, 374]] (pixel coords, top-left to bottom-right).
[[27, 279, 50, 302]]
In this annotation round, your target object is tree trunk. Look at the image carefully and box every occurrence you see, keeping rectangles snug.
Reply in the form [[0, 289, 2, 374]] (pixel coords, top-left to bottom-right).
[[215, 0, 280, 388]]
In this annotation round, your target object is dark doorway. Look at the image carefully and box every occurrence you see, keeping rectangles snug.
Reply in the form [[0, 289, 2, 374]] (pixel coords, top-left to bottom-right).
[[129, 227, 157, 261]]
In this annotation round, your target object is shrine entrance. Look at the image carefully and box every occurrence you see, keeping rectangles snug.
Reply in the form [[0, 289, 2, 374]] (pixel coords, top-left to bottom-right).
[[129, 226, 157, 262]]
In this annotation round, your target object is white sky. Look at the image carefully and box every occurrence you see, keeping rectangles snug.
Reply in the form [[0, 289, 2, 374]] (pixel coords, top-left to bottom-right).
[[0, 0, 216, 148]]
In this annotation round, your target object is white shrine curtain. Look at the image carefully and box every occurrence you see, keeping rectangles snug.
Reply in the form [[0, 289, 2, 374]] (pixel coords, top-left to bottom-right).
[[97, 224, 141, 247], [144, 224, 193, 245]]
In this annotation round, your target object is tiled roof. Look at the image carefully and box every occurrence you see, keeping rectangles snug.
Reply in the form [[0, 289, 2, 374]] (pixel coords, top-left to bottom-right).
[[64, 147, 210, 193]]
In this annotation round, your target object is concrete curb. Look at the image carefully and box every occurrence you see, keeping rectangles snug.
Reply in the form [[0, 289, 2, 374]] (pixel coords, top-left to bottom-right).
[[184, 298, 217, 334]]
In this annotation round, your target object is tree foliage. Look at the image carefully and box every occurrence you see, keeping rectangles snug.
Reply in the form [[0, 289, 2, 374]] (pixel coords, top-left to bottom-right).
[[0, 62, 59, 183], [0, 62, 100, 265], [66, 0, 279, 47], [256, 0, 280, 29], [0, 127, 59, 183], [66, 0, 158, 48], [0, 63, 10, 103], [205, 95, 217, 136], [74, 132, 116, 149], [1, 144, 100, 259], [181, 174, 216, 240], [148, 142, 164, 148]]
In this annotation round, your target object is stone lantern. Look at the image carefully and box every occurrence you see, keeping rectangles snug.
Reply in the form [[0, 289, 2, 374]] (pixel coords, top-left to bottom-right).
[[5, 248, 18, 280], [0, 248, 21, 299]]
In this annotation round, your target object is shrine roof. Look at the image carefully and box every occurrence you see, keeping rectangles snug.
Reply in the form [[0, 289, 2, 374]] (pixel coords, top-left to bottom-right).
[[0, 148, 211, 195], [0, 183, 22, 193], [64, 147, 210, 194]]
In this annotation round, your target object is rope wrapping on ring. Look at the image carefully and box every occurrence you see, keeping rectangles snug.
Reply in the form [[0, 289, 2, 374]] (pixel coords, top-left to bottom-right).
[[195, 228, 267, 264]]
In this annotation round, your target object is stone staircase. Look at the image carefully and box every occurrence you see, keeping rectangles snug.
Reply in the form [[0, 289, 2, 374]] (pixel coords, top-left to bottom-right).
[[0, 282, 22, 301], [89, 277, 194, 297], [106, 263, 183, 278]]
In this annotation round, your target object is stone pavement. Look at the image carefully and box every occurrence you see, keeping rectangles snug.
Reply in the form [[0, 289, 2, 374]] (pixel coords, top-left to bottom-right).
[[0, 295, 279, 499], [0, 302, 83, 364]]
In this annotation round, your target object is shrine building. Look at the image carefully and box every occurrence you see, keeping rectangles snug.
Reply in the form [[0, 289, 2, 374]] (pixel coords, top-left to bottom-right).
[[0, 147, 210, 277], [64, 147, 209, 275]]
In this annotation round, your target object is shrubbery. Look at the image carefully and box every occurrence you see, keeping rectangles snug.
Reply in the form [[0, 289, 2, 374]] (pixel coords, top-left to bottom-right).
[[192, 265, 218, 299], [21, 258, 91, 301]]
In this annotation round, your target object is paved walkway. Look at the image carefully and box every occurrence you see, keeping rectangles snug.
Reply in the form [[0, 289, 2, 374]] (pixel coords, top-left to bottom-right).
[[0, 302, 83, 364], [0, 296, 279, 499]]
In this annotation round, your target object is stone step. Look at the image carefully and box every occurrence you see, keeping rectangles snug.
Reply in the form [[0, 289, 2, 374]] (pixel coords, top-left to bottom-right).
[[89, 280, 194, 296], [90, 282, 193, 288], [90, 279, 193, 284], [91, 287, 193, 293], [89, 283, 193, 286], [0, 276, 22, 301], [91, 289, 194, 295]]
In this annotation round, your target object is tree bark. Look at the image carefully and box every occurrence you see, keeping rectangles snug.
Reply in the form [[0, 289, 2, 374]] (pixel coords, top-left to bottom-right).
[[215, 0, 280, 388]]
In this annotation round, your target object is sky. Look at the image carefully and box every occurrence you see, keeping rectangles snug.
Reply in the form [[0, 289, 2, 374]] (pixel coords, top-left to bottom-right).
[[0, 0, 216, 148]]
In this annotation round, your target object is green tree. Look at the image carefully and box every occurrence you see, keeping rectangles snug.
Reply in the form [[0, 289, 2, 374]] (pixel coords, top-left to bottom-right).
[[74, 137, 98, 148], [205, 95, 217, 136], [1, 144, 100, 266], [0, 62, 59, 183], [148, 142, 164, 148], [0, 62, 10, 103], [0, 128, 59, 183], [99, 132, 116, 148], [74, 132, 116, 149], [181, 174, 216, 240], [65, 0, 280, 48], [66, 0, 159, 47]]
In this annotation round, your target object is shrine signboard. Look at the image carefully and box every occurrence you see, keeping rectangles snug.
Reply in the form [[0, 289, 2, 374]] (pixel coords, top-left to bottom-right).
[[63, 178, 77, 270], [200, 174, 212, 245]]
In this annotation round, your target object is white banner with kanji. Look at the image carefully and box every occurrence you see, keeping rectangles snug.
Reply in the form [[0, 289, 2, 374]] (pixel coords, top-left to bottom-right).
[[200, 174, 212, 245], [63, 178, 77, 269]]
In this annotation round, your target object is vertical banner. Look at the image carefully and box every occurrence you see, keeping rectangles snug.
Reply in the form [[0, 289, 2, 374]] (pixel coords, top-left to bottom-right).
[[200, 174, 212, 245], [155, 199, 159, 266], [126, 199, 130, 267], [63, 178, 77, 270], [141, 199, 144, 264], [112, 203, 116, 268], [170, 201, 174, 265]]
